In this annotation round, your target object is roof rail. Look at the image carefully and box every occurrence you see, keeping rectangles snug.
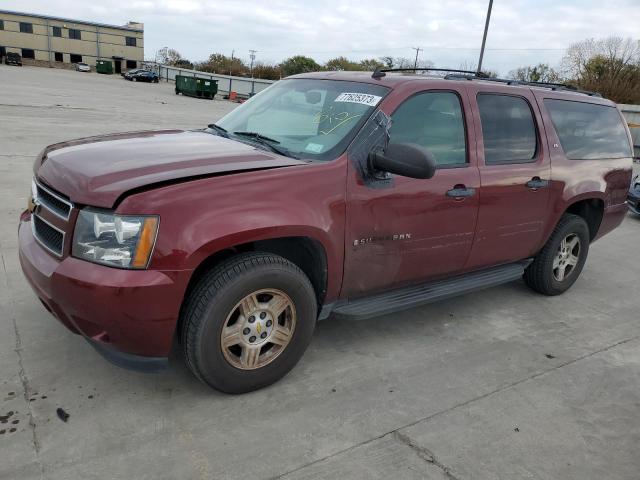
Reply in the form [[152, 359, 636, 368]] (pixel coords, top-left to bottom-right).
[[371, 67, 489, 79], [371, 67, 602, 97], [442, 74, 602, 97]]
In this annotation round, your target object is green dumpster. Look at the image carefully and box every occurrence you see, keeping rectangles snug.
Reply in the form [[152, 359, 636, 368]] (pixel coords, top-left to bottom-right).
[[175, 75, 218, 100], [96, 60, 113, 74]]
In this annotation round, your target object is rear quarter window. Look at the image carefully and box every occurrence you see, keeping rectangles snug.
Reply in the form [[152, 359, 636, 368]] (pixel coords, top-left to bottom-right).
[[544, 99, 632, 160]]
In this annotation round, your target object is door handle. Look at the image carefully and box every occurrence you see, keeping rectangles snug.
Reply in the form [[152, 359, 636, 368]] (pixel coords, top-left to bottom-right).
[[446, 185, 476, 198], [526, 177, 549, 189]]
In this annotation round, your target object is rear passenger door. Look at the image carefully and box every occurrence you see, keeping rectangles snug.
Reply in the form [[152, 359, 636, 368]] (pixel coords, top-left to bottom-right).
[[465, 86, 551, 270]]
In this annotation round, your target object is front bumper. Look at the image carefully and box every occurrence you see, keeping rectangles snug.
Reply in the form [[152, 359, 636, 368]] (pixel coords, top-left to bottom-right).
[[18, 214, 189, 372]]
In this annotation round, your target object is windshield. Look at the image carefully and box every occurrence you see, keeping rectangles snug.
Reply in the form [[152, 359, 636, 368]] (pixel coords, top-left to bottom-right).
[[215, 79, 390, 160]]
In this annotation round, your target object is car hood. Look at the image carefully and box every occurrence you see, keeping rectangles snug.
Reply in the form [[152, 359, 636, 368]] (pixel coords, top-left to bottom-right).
[[35, 129, 307, 208]]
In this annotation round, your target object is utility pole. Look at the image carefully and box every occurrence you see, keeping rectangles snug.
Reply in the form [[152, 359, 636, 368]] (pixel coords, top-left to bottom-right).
[[412, 46, 422, 69], [249, 49, 257, 78], [477, 0, 493, 74]]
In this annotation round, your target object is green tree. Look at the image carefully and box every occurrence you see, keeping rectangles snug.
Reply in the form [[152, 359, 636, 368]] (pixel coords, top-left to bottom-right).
[[197, 53, 247, 76], [325, 56, 364, 71], [163, 49, 193, 69], [252, 62, 281, 80], [280, 55, 321, 76], [359, 58, 384, 71], [509, 63, 560, 83]]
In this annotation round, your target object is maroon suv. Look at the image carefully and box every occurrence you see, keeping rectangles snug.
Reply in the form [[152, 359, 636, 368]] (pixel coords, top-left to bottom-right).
[[19, 70, 633, 393]]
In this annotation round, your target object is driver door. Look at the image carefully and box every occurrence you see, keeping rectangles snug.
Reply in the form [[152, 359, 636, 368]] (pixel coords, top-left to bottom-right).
[[342, 87, 480, 298]]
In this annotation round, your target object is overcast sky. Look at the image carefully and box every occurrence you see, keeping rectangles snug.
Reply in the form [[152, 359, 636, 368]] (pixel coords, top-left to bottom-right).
[[4, 0, 639, 74]]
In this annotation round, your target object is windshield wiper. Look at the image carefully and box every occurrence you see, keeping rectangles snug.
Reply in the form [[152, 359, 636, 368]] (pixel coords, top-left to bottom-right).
[[206, 123, 229, 138], [232, 131, 298, 159]]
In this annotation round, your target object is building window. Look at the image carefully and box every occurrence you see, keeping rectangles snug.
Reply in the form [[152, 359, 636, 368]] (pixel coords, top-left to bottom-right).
[[68, 29, 81, 40], [126, 60, 137, 69], [70, 54, 82, 63], [20, 22, 33, 34], [125, 37, 137, 47], [52, 26, 62, 37], [22, 49, 35, 59], [54, 52, 63, 62], [0, 20, 4, 30]]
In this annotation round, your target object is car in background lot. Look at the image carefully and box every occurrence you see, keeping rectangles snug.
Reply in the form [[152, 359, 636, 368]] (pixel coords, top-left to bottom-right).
[[19, 69, 634, 394], [628, 173, 640, 214], [124, 70, 159, 83], [75, 62, 91, 72], [122, 68, 144, 78], [5, 52, 22, 66]]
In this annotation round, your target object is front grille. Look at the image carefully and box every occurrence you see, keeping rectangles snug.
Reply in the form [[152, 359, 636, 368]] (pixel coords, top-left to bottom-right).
[[32, 214, 64, 257], [36, 182, 72, 220]]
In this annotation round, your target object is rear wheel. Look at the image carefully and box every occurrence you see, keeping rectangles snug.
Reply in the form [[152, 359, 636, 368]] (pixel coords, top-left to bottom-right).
[[181, 252, 317, 393], [524, 214, 590, 295]]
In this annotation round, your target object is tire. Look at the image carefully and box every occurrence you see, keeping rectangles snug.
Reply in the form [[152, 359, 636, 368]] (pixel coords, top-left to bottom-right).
[[181, 252, 317, 393], [524, 213, 590, 296]]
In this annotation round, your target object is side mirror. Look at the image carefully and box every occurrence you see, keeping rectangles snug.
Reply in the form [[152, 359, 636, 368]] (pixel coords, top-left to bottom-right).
[[369, 143, 437, 179]]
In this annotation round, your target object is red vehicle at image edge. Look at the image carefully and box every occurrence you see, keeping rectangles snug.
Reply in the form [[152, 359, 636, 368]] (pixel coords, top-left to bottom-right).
[[18, 69, 634, 393]]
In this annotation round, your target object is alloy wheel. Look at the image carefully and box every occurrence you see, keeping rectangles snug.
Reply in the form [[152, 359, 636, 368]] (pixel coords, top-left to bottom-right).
[[553, 233, 581, 282]]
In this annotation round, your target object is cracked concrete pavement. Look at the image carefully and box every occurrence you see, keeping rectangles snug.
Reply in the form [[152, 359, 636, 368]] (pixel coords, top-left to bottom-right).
[[1, 65, 639, 479]]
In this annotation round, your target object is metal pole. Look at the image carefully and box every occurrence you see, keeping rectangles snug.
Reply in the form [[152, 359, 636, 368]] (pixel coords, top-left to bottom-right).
[[477, 0, 493, 73], [412, 47, 421, 69], [46, 19, 52, 67]]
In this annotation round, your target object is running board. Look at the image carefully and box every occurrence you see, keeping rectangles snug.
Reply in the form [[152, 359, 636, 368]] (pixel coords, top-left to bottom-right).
[[328, 261, 530, 320]]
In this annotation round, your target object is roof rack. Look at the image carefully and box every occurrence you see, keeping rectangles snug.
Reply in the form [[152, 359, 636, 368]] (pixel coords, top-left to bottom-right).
[[371, 67, 490, 79], [392, 68, 602, 97]]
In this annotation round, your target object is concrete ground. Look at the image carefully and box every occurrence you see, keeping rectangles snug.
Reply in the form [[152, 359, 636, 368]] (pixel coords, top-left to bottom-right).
[[1, 65, 639, 480]]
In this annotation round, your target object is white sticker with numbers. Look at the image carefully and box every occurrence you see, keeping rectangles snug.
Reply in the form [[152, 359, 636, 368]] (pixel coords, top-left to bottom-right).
[[334, 92, 382, 107]]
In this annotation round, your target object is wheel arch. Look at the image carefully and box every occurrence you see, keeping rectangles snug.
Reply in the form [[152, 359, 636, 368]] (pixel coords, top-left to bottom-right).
[[177, 234, 331, 339]]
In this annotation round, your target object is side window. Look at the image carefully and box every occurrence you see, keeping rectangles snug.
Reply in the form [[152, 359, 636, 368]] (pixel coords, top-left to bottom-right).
[[389, 91, 467, 166], [52, 26, 62, 37], [477, 94, 537, 165], [19, 22, 33, 34], [544, 99, 632, 160]]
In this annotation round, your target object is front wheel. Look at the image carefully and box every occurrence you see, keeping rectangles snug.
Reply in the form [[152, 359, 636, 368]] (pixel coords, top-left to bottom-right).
[[524, 214, 590, 295], [181, 252, 317, 393]]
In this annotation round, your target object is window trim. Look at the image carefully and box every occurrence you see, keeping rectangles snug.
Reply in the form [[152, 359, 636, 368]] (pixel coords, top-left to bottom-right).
[[389, 89, 470, 170], [476, 92, 541, 166]]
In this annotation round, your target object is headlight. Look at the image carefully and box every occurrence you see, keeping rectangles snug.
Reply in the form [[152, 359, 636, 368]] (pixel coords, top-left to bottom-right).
[[72, 210, 159, 269]]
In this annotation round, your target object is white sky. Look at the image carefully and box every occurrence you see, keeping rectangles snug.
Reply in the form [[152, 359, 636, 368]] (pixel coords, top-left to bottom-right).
[[3, 0, 639, 74]]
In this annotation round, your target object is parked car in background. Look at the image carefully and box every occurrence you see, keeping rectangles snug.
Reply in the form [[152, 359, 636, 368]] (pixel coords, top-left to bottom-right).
[[19, 69, 634, 393], [75, 62, 91, 72], [124, 70, 159, 83], [628, 173, 640, 215], [5, 52, 22, 66], [122, 68, 144, 78]]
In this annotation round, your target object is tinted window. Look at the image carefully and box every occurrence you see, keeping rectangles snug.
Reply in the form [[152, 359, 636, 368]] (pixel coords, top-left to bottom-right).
[[478, 94, 537, 164], [54, 52, 63, 62], [52, 26, 62, 37], [69, 29, 81, 40], [126, 37, 137, 47], [544, 99, 632, 160], [21, 49, 35, 59], [0, 20, 4, 30], [70, 54, 82, 63], [126, 59, 137, 69], [389, 91, 467, 166], [19, 22, 33, 34]]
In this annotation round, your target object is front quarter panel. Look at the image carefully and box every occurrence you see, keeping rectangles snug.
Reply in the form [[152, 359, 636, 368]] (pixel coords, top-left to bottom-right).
[[116, 160, 347, 302]]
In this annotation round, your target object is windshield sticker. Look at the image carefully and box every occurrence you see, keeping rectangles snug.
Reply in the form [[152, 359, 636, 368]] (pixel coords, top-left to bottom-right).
[[305, 143, 324, 153], [335, 92, 382, 107], [313, 108, 363, 135]]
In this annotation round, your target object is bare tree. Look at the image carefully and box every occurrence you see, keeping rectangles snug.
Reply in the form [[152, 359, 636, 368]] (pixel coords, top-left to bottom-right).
[[509, 63, 561, 83], [562, 37, 640, 103]]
